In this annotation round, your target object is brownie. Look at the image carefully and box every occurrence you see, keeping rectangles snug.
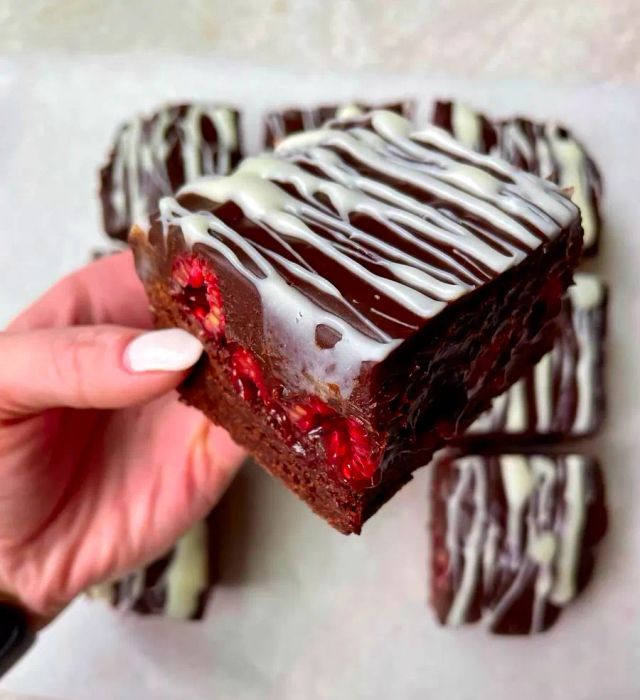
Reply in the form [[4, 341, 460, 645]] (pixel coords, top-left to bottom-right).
[[462, 273, 607, 443], [88, 518, 214, 620], [263, 99, 415, 148], [431, 452, 607, 634], [432, 100, 603, 256], [131, 109, 583, 534], [99, 103, 243, 241]]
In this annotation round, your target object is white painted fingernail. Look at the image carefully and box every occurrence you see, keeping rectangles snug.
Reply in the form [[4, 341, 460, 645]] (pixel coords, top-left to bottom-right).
[[124, 329, 203, 373]]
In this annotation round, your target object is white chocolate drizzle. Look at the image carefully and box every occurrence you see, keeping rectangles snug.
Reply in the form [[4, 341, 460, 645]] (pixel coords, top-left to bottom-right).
[[164, 521, 209, 619], [264, 100, 414, 147], [87, 521, 210, 621], [152, 110, 578, 397], [440, 453, 601, 633], [434, 100, 602, 252], [104, 103, 239, 234]]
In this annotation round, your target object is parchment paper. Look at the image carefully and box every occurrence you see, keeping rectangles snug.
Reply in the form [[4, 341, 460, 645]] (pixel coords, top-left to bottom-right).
[[0, 55, 638, 699]]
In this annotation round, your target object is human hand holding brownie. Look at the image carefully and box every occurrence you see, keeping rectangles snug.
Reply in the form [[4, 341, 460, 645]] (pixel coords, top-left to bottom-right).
[[0, 251, 245, 620]]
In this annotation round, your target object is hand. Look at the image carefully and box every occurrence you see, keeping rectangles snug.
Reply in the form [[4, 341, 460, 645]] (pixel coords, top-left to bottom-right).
[[0, 251, 245, 619]]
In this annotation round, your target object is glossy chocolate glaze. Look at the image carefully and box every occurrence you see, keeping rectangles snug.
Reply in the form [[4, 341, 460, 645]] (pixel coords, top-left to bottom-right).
[[432, 100, 603, 255], [147, 111, 580, 399]]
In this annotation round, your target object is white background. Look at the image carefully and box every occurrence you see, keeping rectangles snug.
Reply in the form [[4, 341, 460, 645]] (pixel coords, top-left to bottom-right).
[[1, 1, 639, 81], [0, 56, 638, 699]]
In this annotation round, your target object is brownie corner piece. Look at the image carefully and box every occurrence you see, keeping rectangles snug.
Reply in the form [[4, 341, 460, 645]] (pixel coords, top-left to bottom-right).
[[430, 452, 607, 634], [132, 109, 583, 534], [100, 103, 243, 241]]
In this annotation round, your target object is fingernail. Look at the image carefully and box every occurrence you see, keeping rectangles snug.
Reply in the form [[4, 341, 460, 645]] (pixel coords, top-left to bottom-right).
[[124, 329, 203, 373]]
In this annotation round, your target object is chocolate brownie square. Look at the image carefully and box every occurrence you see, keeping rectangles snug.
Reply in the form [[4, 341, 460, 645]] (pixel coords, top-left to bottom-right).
[[100, 103, 243, 241], [431, 452, 607, 634], [432, 100, 603, 255], [131, 109, 583, 534]]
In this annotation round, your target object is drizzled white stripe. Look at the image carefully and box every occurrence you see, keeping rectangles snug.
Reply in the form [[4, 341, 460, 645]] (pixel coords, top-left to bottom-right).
[[266, 101, 414, 147], [108, 104, 238, 231], [440, 101, 600, 251], [155, 110, 577, 396], [87, 521, 210, 620], [164, 521, 209, 619], [446, 458, 487, 626], [443, 454, 593, 633], [451, 102, 483, 151]]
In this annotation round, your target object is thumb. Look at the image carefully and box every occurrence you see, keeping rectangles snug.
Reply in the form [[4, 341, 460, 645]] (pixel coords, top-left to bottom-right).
[[0, 326, 203, 417]]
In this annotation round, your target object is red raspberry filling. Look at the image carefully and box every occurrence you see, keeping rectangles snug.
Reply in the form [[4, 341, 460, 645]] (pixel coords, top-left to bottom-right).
[[170, 252, 380, 488], [230, 348, 380, 486], [289, 397, 379, 485], [323, 417, 379, 484], [229, 345, 268, 404], [288, 396, 335, 431], [171, 253, 225, 340]]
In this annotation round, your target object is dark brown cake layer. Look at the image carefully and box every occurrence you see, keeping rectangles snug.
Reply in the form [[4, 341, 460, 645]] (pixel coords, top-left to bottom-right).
[[132, 110, 583, 533], [430, 452, 607, 634]]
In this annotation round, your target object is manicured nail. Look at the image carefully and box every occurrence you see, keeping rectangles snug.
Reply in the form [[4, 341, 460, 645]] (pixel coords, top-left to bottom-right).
[[124, 329, 203, 372]]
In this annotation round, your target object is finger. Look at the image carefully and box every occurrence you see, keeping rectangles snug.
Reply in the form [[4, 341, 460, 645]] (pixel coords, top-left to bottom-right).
[[96, 398, 247, 563], [8, 396, 247, 614], [0, 326, 203, 417], [7, 250, 151, 332]]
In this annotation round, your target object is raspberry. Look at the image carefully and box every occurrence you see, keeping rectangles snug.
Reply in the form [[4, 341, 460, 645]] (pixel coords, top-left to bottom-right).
[[288, 396, 379, 486], [323, 416, 378, 485], [287, 396, 335, 432], [229, 346, 267, 404], [171, 253, 225, 340]]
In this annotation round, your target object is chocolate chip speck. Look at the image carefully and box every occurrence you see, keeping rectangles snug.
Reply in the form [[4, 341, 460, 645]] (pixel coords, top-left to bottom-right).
[[315, 324, 342, 349]]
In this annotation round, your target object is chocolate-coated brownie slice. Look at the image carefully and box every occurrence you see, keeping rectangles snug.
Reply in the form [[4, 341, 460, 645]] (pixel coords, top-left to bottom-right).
[[100, 103, 242, 241], [131, 110, 582, 534], [431, 452, 607, 634], [264, 99, 415, 148], [88, 518, 214, 620]]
